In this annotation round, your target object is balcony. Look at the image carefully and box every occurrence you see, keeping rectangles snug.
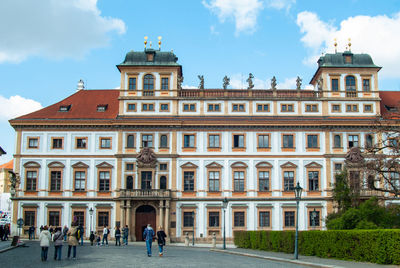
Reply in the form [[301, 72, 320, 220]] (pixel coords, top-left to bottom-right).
[[118, 189, 171, 200], [178, 89, 321, 99]]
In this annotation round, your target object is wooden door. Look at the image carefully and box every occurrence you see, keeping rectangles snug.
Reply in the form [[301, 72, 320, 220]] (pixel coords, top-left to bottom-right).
[[135, 205, 156, 241]]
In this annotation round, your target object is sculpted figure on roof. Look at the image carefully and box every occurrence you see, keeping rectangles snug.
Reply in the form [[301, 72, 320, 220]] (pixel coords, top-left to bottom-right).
[[198, 75, 204, 89], [271, 76, 277, 90], [177, 75, 183, 89], [247, 73, 254, 89], [223, 75, 230, 89]]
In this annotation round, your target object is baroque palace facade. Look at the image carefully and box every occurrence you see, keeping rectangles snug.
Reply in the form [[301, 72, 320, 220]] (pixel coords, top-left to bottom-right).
[[8, 45, 397, 242]]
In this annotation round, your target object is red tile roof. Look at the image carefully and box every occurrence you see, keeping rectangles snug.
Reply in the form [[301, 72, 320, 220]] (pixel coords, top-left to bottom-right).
[[379, 91, 400, 119], [0, 159, 13, 169], [13, 90, 119, 120]]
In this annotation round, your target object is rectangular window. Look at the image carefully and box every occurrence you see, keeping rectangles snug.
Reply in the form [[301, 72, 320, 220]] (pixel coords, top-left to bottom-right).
[[97, 105, 107, 112], [160, 135, 168, 148], [183, 135, 195, 148], [183, 171, 194, 191], [364, 104, 372, 112], [127, 104, 136, 111], [128, 77, 137, 90], [348, 135, 359, 148], [183, 212, 194, 227], [346, 104, 358, 112], [100, 138, 111, 149], [209, 135, 220, 148], [281, 104, 293, 112], [331, 79, 339, 92], [183, 104, 196, 111], [284, 211, 295, 227], [73, 211, 84, 227], [259, 171, 269, 191], [159, 163, 167, 171], [160, 104, 169, 111], [209, 212, 220, 227], [99, 171, 110, 191], [49, 211, 60, 227], [309, 210, 320, 227], [307, 135, 318, 148], [52, 138, 63, 149], [208, 104, 221, 112], [257, 104, 269, 112], [76, 138, 87, 149], [24, 211, 35, 226], [332, 104, 341, 112], [209, 171, 220, 192], [362, 79, 370, 92], [142, 134, 153, 147], [258, 135, 269, 148], [283, 171, 294, 191], [308, 171, 319, 191], [26, 171, 37, 191], [50, 171, 62, 191], [234, 171, 245, 191], [234, 212, 245, 227], [28, 138, 38, 148], [126, 163, 134, 171], [161, 77, 169, 90], [334, 163, 343, 172], [74, 171, 86, 191], [233, 135, 244, 148], [98, 212, 109, 227], [305, 104, 318, 112], [142, 103, 154, 111], [259, 211, 270, 227], [126, 134, 135, 148], [282, 135, 294, 148], [232, 104, 245, 112]]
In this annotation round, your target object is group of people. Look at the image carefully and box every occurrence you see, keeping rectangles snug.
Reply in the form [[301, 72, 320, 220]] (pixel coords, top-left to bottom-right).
[[88, 225, 130, 246], [143, 224, 167, 257], [0, 224, 10, 241]]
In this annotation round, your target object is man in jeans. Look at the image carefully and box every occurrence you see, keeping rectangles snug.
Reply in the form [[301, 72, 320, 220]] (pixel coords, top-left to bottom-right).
[[102, 225, 109, 246], [143, 224, 154, 257], [122, 225, 129, 245]]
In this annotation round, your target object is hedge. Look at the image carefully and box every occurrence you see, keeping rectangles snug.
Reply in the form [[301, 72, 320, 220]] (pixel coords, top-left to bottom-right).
[[234, 230, 400, 265]]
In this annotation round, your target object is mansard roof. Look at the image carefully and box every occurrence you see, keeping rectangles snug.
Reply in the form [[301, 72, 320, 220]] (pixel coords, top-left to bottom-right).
[[317, 52, 380, 68], [11, 90, 119, 121], [117, 49, 181, 68], [379, 91, 400, 119]]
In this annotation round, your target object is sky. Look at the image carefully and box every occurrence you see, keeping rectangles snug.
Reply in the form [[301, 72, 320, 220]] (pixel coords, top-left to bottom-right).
[[1, 0, 400, 164]]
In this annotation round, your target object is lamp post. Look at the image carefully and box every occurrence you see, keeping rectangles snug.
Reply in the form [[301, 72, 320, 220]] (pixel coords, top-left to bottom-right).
[[89, 208, 94, 234], [192, 211, 195, 246], [294, 182, 303, 260], [222, 198, 228, 250]]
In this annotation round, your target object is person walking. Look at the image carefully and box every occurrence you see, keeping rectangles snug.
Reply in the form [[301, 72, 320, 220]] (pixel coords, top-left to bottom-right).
[[78, 225, 84, 246], [53, 227, 63, 261], [122, 225, 129, 245], [4, 224, 10, 240], [143, 224, 155, 257], [102, 225, 109, 246], [115, 226, 121, 246], [156, 226, 167, 257], [28, 225, 35, 240], [39, 226, 51, 261], [67, 222, 79, 260], [89, 231, 95, 246], [63, 225, 69, 241]]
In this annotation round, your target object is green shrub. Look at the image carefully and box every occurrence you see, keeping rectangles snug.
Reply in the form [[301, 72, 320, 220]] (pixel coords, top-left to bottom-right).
[[234, 230, 400, 265]]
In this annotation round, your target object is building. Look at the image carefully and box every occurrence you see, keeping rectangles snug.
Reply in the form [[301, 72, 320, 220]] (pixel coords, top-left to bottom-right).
[[8, 45, 397, 241], [0, 160, 13, 217]]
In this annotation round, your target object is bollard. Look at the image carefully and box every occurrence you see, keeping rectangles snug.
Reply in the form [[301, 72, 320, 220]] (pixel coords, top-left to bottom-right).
[[185, 232, 189, 246], [211, 232, 216, 248]]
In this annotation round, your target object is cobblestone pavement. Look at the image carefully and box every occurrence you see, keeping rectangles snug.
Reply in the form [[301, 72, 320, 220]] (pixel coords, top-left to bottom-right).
[[0, 241, 303, 268]]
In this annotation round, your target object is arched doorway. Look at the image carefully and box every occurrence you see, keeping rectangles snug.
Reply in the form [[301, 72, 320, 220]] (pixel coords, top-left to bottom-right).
[[135, 205, 156, 241]]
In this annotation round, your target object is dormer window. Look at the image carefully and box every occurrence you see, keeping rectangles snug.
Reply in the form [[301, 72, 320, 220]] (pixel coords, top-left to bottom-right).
[[385, 105, 398, 112], [59, 105, 71, 112], [146, 53, 154, 62], [97, 105, 108, 112], [345, 55, 352, 63]]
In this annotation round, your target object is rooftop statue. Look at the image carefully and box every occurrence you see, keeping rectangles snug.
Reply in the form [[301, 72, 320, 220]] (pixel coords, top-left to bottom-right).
[[296, 76, 302, 90], [246, 73, 254, 89], [317, 77, 323, 90], [177, 75, 184, 89], [198, 75, 204, 89], [271, 76, 277, 90], [223, 75, 230, 89]]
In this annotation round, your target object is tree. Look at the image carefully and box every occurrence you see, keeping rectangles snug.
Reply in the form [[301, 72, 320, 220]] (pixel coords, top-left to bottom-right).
[[332, 170, 358, 211]]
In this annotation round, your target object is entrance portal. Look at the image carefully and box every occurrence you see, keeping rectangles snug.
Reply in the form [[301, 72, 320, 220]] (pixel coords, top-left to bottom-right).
[[135, 205, 156, 241]]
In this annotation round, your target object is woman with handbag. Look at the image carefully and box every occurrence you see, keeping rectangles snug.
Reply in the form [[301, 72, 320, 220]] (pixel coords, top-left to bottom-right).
[[156, 226, 167, 257]]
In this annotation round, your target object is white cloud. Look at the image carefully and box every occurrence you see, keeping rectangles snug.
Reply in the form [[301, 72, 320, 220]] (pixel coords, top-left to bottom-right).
[[296, 11, 400, 77], [182, 85, 198, 89], [210, 25, 220, 35], [266, 0, 296, 11], [202, 0, 264, 35], [0, 95, 43, 120], [277, 77, 297, 89], [0, 0, 126, 63]]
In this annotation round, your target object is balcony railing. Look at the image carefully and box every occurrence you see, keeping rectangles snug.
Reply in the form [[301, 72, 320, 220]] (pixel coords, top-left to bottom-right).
[[118, 189, 171, 199], [178, 89, 321, 98]]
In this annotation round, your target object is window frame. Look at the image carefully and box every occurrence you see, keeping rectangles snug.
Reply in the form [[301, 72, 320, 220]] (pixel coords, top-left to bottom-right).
[[25, 169, 38, 191], [282, 134, 295, 150], [27, 137, 39, 149], [143, 74, 155, 90], [160, 103, 170, 112], [207, 103, 221, 112], [232, 103, 246, 112], [126, 134, 135, 149], [306, 134, 319, 149], [127, 103, 137, 112], [160, 76, 169, 90], [73, 169, 87, 192], [183, 134, 196, 148], [257, 133, 270, 149], [99, 137, 112, 150], [75, 137, 88, 149], [49, 170, 62, 192], [363, 104, 373, 113], [51, 137, 64, 150], [281, 104, 294, 112], [256, 103, 270, 112], [348, 134, 360, 148], [127, 75, 138, 90], [183, 170, 195, 192], [159, 134, 169, 148], [208, 133, 221, 149], [141, 134, 154, 148], [142, 103, 155, 112], [331, 104, 341, 113], [183, 103, 196, 112], [232, 133, 246, 149], [98, 170, 111, 192]]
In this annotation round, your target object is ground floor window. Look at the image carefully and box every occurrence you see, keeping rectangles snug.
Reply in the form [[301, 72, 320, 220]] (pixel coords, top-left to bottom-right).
[[259, 211, 270, 227], [183, 212, 194, 227], [49, 211, 60, 227], [234, 211, 245, 227], [208, 212, 220, 227], [98, 212, 109, 227], [284, 211, 295, 227]]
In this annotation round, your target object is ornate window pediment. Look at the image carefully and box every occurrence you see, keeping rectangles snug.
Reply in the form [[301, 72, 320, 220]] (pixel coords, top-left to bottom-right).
[[255, 161, 273, 168], [96, 162, 114, 168], [47, 161, 65, 168], [71, 161, 89, 168], [23, 161, 41, 168], [305, 162, 323, 168], [205, 162, 223, 168], [231, 161, 248, 168], [180, 162, 198, 168], [280, 161, 297, 168]]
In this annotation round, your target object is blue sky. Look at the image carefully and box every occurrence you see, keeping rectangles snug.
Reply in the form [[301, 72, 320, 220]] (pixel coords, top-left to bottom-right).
[[1, 0, 400, 164]]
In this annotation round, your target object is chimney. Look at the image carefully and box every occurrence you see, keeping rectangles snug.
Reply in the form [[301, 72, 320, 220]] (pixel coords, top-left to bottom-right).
[[77, 79, 85, 91]]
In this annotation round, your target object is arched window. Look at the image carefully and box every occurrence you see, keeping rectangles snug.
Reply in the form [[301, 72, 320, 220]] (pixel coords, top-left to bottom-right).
[[127, 135, 135, 148], [334, 135, 341, 148], [143, 74, 154, 90], [126, 176, 133, 190], [160, 135, 168, 148], [345, 76, 356, 91], [160, 176, 167, 189], [366, 134, 373, 148]]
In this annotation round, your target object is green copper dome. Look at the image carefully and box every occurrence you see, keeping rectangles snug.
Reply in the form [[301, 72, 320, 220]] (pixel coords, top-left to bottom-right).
[[117, 49, 180, 67], [317, 51, 380, 68]]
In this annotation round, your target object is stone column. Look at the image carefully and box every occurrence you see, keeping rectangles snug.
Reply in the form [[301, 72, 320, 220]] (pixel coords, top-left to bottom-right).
[[127, 201, 132, 241], [165, 200, 170, 241], [120, 204, 126, 227], [159, 200, 164, 229]]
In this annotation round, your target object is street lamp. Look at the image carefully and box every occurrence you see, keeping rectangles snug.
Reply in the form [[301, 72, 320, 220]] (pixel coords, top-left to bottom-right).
[[89, 208, 94, 234], [192, 211, 195, 246], [222, 198, 228, 250], [294, 182, 303, 260]]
